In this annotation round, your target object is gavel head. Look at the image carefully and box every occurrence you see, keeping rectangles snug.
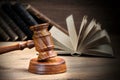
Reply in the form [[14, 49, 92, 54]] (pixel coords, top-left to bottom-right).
[[30, 23, 57, 61]]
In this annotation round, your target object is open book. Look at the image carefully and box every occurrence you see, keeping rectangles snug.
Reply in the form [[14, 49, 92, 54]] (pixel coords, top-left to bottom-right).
[[50, 15, 113, 57]]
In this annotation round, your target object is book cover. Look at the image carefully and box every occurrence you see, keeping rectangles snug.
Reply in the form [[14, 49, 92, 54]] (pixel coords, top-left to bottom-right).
[[1, 2, 33, 39], [12, 2, 38, 26], [0, 27, 10, 41], [25, 4, 68, 33], [0, 9, 27, 41], [0, 17, 18, 41]]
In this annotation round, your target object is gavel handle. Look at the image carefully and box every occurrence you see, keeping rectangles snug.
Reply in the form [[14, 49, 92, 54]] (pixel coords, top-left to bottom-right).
[[0, 40, 34, 54]]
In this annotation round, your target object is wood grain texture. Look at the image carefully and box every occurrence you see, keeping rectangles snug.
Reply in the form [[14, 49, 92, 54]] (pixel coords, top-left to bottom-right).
[[30, 23, 57, 61], [0, 40, 34, 54], [28, 57, 66, 74]]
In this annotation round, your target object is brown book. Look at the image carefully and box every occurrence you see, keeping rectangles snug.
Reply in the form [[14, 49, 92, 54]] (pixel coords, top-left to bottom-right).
[[24, 4, 68, 34], [0, 9, 27, 41]]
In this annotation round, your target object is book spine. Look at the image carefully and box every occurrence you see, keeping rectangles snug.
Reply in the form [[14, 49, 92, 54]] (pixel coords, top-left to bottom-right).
[[1, 3, 33, 39], [0, 27, 10, 41], [0, 9, 27, 41], [25, 4, 68, 34], [0, 17, 18, 41], [12, 2, 38, 26]]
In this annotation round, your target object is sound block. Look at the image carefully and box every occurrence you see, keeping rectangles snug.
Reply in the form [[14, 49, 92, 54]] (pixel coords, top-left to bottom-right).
[[28, 57, 67, 74]]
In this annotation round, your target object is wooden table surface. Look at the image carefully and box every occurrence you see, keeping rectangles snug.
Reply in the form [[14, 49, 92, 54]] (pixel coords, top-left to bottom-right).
[[0, 37, 120, 80]]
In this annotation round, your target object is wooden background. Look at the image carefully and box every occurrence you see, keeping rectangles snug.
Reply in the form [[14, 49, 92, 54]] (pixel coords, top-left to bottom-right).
[[19, 0, 120, 35]]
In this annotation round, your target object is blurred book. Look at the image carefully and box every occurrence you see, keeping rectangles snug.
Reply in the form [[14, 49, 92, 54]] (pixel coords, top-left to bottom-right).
[[1, 2, 32, 40], [12, 2, 38, 26], [0, 9, 27, 41], [25, 4, 68, 33], [0, 27, 10, 41], [50, 15, 113, 57], [0, 17, 18, 41]]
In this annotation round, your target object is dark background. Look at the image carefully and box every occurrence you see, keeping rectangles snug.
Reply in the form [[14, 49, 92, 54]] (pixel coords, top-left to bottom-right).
[[1, 0, 119, 35], [20, 0, 120, 35]]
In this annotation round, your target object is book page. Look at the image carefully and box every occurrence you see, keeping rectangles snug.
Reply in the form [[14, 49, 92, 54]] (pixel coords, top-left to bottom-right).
[[78, 16, 88, 39], [77, 19, 96, 49], [77, 16, 88, 46], [66, 15, 78, 51], [56, 50, 81, 56], [81, 23, 102, 46], [53, 38, 72, 51], [50, 26, 73, 51], [83, 30, 111, 49], [86, 23, 101, 40], [83, 44, 113, 57]]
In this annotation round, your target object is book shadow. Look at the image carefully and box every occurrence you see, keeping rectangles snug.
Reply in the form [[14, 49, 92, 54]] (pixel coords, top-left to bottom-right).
[[58, 54, 115, 58]]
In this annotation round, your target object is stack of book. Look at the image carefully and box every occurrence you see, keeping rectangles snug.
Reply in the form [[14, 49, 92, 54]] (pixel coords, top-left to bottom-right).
[[0, 2, 64, 41], [0, 2, 38, 41], [0, 1, 68, 41]]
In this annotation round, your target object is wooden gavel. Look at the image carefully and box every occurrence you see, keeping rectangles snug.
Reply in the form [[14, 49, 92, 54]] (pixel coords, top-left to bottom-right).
[[0, 23, 57, 60], [0, 23, 66, 74], [0, 40, 34, 54], [30, 23, 57, 61], [0, 23, 57, 61]]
